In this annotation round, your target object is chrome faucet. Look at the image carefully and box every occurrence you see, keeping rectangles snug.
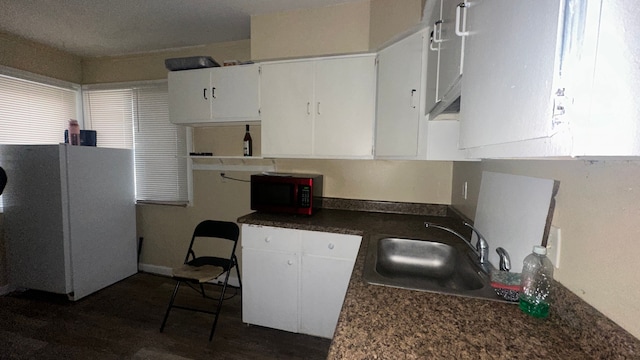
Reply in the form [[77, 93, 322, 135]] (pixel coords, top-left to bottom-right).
[[424, 221, 490, 268], [462, 222, 489, 265], [495, 247, 511, 272]]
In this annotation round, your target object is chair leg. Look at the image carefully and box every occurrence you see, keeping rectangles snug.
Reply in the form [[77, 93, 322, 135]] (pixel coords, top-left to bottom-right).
[[209, 273, 231, 341], [236, 265, 242, 290], [160, 280, 182, 333], [234, 256, 242, 291]]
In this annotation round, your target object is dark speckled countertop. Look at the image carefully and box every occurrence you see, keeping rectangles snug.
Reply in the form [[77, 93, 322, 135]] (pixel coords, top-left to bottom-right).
[[238, 199, 640, 359]]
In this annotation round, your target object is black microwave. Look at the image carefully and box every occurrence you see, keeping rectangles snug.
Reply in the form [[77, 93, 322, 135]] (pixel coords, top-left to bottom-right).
[[250, 173, 323, 216]]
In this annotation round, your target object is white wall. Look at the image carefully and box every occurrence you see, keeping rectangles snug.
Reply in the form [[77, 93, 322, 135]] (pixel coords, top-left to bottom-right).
[[251, 1, 371, 60]]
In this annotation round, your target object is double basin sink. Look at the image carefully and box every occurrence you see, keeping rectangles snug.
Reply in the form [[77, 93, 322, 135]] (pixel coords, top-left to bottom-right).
[[363, 233, 505, 302]]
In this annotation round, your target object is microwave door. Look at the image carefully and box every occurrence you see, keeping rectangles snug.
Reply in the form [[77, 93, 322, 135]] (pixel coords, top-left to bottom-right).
[[251, 182, 296, 209]]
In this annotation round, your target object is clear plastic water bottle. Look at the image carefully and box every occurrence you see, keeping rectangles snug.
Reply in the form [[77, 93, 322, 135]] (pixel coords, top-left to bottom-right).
[[519, 245, 554, 318]]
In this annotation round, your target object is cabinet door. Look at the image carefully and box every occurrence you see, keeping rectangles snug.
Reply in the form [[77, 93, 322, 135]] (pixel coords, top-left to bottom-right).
[[210, 64, 260, 121], [313, 56, 376, 158], [260, 61, 314, 157], [459, 0, 563, 149], [242, 225, 300, 333], [425, 0, 443, 115], [436, 0, 465, 102], [299, 256, 355, 338], [242, 248, 299, 333], [375, 31, 426, 158], [168, 68, 212, 123], [299, 231, 360, 338]]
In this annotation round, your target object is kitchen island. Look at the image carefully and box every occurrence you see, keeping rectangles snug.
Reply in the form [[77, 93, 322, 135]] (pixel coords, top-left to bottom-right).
[[238, 199, 640, 359]]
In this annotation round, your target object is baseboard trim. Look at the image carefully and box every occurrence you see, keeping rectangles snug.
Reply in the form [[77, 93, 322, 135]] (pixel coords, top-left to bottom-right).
[[138, 263, 240, 288], [138, 263, 172, 277]]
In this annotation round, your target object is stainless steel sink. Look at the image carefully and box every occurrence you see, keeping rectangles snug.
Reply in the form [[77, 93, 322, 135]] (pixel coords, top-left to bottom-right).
[[363, 235, 505, 302]]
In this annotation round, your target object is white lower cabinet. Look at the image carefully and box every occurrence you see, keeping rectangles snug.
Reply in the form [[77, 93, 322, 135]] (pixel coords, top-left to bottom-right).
[[241, 224, 361, 338], [299, 255, 356, 337], [242, 248, 299, 332]]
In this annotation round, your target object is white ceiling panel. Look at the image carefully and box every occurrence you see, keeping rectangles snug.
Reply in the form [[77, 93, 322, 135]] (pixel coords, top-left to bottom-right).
[[0, 0, 365, 57]]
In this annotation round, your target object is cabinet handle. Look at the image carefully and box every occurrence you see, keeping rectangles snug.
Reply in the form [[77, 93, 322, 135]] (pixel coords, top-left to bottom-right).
[[317, 102, 321, 115], [328, 243, 335, 250], [433, 20, 444, 43], [287, 260, 293, 265], [211, 87, 216, 99], [307, 102, 311, 115], [264, 236, 271, 243], [429, 30, 439, 51], [203, 88, 207, 100], [455, 2, 470, 37], [410, 89, 417, 108]]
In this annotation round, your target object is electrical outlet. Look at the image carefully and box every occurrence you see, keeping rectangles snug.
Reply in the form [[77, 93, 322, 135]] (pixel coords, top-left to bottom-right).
[[546, 225, 561, 269]]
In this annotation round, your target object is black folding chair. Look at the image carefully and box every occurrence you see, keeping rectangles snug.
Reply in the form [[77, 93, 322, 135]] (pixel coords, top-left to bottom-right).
[[160, 220, 241, 341]]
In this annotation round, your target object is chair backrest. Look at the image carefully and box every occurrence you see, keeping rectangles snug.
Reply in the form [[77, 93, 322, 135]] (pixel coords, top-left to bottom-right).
[[185, 220, 240, 264]]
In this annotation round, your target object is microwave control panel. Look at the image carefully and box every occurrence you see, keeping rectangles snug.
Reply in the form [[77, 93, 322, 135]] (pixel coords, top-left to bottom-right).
[[298, 185, 311, 208]]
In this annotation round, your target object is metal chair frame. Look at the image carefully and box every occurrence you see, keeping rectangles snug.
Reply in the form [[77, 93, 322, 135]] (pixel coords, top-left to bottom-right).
[[159, 220, 242, 341]]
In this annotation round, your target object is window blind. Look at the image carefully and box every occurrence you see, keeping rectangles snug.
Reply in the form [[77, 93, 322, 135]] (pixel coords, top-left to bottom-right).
[[83, 82, 189, 203], [133, 85, 188, 203], [83, 89, 134, 149], [0, 68, 80, 211], [0, 73, 79, 145]]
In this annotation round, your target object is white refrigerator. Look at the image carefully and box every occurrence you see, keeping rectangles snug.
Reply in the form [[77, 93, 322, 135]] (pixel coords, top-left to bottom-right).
[[0, 144, 137, 300]]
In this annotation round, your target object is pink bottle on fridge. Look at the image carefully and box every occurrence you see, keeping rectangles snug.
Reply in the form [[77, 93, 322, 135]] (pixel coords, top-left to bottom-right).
[[68, 119, 80, 145]]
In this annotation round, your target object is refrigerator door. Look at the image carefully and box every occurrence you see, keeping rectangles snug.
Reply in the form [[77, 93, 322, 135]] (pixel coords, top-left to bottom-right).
[[64, 145, 137, 300]]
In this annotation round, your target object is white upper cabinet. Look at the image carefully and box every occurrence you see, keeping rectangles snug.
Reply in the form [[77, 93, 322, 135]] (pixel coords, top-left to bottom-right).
[[260, 61, 315, 156], [425, 0, 467, 117], [459, 0, 640, 157], [424, 2, 442, 115], [168, 68, 211, 122], [169, 64, 260, 125], [435, 0, 465, 105], [375, 30, 426, 158], [460, 0, 562, 151], [261, 54, 377, 159], [374, 27, 470, 161]]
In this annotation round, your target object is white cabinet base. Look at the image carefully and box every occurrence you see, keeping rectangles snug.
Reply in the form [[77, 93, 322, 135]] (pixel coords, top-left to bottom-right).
[[241, 224, 361, 338], [242, 248, 299, 333], [300, 256, 355, 338]]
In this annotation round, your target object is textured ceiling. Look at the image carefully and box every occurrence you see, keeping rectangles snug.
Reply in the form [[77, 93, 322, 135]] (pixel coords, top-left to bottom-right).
[[0, 0, 365, 57]]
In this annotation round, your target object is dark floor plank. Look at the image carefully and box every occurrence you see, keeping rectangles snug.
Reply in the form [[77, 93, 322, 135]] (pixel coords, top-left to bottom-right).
[[0, 273, 331, 360]]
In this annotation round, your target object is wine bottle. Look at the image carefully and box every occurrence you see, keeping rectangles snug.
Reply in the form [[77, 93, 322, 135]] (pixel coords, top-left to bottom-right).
[[243, 124, 252, 156]]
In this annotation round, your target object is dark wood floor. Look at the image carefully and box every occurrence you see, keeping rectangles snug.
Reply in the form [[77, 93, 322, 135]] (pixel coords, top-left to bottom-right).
[[0, 273, 331, 360]]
